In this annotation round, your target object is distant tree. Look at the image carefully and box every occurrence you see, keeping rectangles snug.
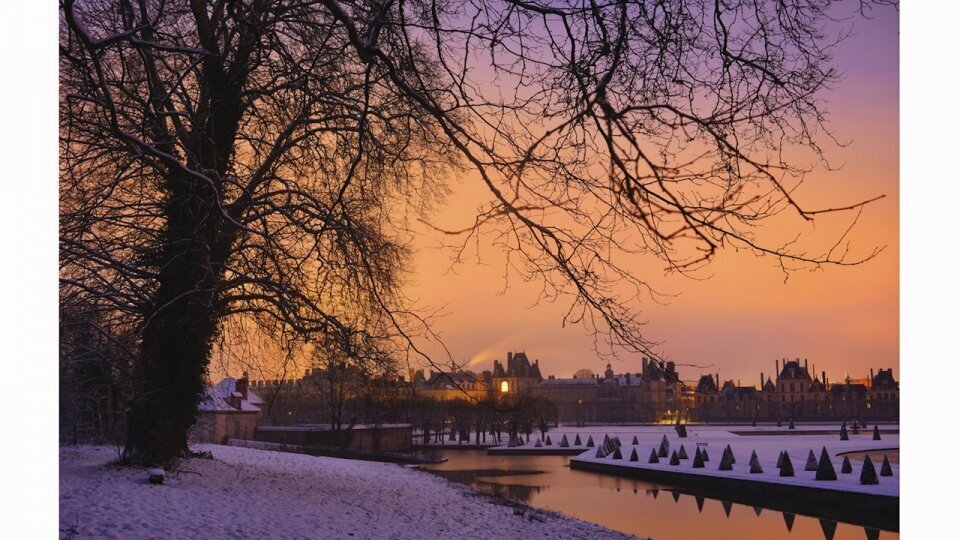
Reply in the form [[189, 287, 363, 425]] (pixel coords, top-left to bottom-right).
[[61, 0, 894, 465]]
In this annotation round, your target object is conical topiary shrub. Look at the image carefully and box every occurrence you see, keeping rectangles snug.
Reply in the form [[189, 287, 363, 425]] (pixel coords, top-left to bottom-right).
[[780, 453, 795, 477], [630, 448, 639, 462], [545, 435, 553, 446], [596, 446, 607, 458], [788, 419, 795, 430], [649, 448, 660, 464], [860, 455, 879, 485], [677, 424, 688, 438], [840, 456, 853, 473], [718, 448, 733, 471], [678, 445, 688, 459], [805, 449, 818, 471], [725, 444, 736, 464], [632, 435, 639, 445], [693, 447, 705, 468], [612, 447, 623, 460], [749, 450, 763, 474], [587, 435, 595, 447], [840, 425, 848, 441], [815, 446, 837, 481], [559, 434, 569, 447], [535, 439, 543, 448], [670, 450, 681, 466], [701, 448, 709, 461], [880, 455, 893, 477], [776, 450, 786, 468], [851, 423, 860, 435], [873, 425, 881, 441], [658, 440, 669, 459], [574, 434, 582, 446]]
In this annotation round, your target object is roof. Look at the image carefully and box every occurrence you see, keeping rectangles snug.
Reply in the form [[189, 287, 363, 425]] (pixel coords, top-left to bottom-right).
[[872, 369, 898, 389], [695, 375, 718, 393], [778, 360, 812, 381], [493, 351, 544, 381], [831, 383, 868, 399], [537, 378, 599, 388], [198, 377, 263, 413], [420, 371, 481, 389]]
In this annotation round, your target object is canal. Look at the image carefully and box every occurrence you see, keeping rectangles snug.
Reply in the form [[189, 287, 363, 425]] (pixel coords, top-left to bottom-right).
[[420, 449, 898, 539]]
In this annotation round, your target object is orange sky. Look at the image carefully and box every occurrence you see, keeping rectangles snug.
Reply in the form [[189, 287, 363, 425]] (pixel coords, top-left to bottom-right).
[[404, 8, 899, 388]]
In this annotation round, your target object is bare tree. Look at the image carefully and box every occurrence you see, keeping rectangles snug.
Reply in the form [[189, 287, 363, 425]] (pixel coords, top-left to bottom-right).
[[60, 0, 892, 465]]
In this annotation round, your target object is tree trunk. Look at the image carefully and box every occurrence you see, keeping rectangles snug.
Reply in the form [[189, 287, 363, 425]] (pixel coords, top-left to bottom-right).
[[122, 171, 231, 465]]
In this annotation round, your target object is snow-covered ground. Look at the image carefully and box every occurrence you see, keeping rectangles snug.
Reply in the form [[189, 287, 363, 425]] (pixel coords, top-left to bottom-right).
[[59, 445, 635, 539], [565, 424, 899, 497]]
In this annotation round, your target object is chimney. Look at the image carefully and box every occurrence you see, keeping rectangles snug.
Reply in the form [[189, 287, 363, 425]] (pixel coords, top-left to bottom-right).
[[760, 372, 764, 388], [715, 373, 719, 389], [822, 371, 826, 386], [642, 357, 648, 375], [804, 358, 808, 373], [237, 372, 249, 399], [870, 368, 875, 386]]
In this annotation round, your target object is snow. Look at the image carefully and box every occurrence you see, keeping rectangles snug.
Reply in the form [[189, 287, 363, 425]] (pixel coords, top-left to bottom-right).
[[567, 424, 899, 497], [198, 378, 265, 412], [59, 445, 634, 539]]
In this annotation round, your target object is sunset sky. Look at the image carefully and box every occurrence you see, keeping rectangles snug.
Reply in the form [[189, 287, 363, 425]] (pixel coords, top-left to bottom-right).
[[404, 7, 899, 388]]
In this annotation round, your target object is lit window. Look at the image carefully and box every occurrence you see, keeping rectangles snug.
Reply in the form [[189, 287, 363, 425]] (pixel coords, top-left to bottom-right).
[[500, 381, 509, 393]]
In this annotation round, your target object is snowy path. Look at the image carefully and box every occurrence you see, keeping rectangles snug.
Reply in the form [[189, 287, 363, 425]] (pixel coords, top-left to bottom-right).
[[59, 445, 635, 539]]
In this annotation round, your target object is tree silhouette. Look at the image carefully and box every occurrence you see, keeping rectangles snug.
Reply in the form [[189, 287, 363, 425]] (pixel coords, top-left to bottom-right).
[[61, 0, 892, 465]]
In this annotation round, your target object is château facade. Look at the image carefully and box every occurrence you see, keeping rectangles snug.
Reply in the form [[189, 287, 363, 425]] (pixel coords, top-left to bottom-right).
[[691, 358, 899, 422]]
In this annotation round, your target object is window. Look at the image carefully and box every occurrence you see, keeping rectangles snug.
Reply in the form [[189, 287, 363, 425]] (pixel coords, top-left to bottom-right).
[[500, 381, 509, 393]]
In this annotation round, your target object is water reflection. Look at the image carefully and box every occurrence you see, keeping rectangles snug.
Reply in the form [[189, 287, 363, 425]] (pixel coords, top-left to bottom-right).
[[421, 450, 898, 540], [820, 518, 838, 540], [784, 512, 796, 532]]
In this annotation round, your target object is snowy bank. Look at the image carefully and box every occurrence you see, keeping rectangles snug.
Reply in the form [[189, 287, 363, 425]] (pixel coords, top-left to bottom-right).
[[60, 445, 634, 539]]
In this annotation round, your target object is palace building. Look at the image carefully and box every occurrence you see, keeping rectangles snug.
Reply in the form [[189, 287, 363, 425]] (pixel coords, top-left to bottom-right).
[[691, 358, 899, 422]]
